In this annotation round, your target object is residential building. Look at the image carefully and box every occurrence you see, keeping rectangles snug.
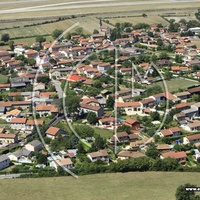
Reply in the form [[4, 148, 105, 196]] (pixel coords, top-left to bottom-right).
[[160, 151, 187, 164], [87, 151, 109, 162], [25, 140, 43, 152], [0, 155, 9, 170]]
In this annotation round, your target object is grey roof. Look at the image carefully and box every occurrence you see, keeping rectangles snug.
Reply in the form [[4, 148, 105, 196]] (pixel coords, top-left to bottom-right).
[[182, 106, 198, 114], [11, 77, 29, 83], [28, 140, 42, 147], [0, 154, 8, 162], [11, 83, 26, 87], [13, 148, 32, 158], [0, 106, 5, 112]]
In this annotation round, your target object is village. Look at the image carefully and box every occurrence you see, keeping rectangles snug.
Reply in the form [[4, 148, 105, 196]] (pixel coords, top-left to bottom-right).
[[0, 16, 200, 175]]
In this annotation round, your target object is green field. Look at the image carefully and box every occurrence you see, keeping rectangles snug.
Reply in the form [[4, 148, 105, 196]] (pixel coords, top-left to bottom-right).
[[0, 74, 8, 84], [153, 78, 197, 93], [13, 35, 53, 46], [94, 127, 113, 139], [1, 172, 200, 200]]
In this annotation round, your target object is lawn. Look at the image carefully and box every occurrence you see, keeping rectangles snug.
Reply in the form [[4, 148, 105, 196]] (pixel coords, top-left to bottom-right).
[[152, 78, 197, 93], [13, 36, 53, 46], [1, 172, 200, 200], [0, 74, 8, 84], [94, 127, 113, 139]]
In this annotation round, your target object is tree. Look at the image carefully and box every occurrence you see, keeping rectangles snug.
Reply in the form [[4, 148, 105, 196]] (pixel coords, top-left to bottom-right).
[[93, 80, 102, 88], [9, 41, 14, 51], [117, 125, 131, 134], [93, 29, 99, 34], [175, 183, 199, 200], [65, 95, 80, 115], [36, 36, 46, 47], [87, 112, 98, 124], [37, 153, 47, 164], [150, 111, 160, 121], [52, 29, 63, 39], [27, 58, 36, 66], [77, 142, 86, 154], [164, 71, 172, 80], [106, 96, 114, 109], [1, 33, 10, 42], [146, 145, 159, 159]]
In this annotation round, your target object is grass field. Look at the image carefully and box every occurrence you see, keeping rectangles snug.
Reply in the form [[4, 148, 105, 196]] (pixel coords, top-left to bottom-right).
[[94, 127, 113, 139], [0, 74, 8, 84], [13, 35, 53, 46], [153, 78, 197, 92], [1, 172, 200, 200]]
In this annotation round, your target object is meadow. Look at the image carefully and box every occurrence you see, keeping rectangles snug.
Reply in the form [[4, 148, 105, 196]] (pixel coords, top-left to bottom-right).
[[1, 172, 200, 200]]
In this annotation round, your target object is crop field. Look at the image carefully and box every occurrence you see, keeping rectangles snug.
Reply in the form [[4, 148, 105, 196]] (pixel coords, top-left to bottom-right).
[[1, 172, 200, 200], [106, 15, 169, 26]]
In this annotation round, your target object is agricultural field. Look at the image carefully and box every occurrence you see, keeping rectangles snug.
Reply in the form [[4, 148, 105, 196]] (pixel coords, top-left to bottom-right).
[[153, 78, 198, 93], [106, 15, 168, 26], [1, 172, 200, 200]]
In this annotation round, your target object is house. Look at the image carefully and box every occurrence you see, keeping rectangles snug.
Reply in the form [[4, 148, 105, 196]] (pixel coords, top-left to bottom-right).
[[158, 127, 182, 137], [188, 86, 200, 95], [173, 91, 191, 100], [8, 148, 32, 163], [10, 118, 27, 130], [98, 117, 116, 127], [183, 134, 200, 146], [0, 133, 18, 146], [160, 151, 187, 163], [87, 151, 109, 162], [11, 77, 30, 88], [45, 126, 62, 139], [97, 63, 111, 73], [115, 102, 143, 116], [124, 118, 140, 130], [25, 119, 44, 132], [80, 98, 104, 117], [49, 69, 61, 79], [50, 158, 73, 171], [151, 92, 176, 104], [156, 144, 172, 151], [140, 98, 155, 108], [25, 140, 43, 152], [0, 155, 9, 170], [110, 132, 129, 143], [184, 121, 200, 132], [24, 49, 38, 59], [119, 68, 132, 75], [6, 109, 21, 122], [36, 105, 58, 117], [182, 105, 199, 119], [117, 151, 146, 160], [0, 83, 10, 91]]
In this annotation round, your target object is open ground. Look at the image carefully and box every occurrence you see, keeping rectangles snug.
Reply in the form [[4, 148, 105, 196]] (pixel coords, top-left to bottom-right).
[[0, 0, 200, 38], [1, 172, 200, 200]]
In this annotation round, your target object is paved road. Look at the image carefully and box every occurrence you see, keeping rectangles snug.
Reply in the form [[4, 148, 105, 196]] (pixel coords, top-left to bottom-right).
[[0, 173, 21, 179], [0, 0, 199, 14], [52, 79, 65, 99]]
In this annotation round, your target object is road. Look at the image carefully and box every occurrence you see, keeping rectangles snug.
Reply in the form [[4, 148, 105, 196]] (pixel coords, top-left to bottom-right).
[[0, 173, 22, 179], [52, 79, 65, 99], [0, 0, 199, 14]]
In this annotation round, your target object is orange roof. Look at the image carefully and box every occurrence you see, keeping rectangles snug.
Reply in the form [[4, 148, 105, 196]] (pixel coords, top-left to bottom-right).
[[46, 126, 60, 136], [26, 119, 44, 125], [0, 133, 16, 139], [0, 83, 10, 88], [10, 118, 27, 124], [25, 49, 38, 55], [162, 151, 187, 159], [116, 102, 141, 108], [40, 92, 56, 98]]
